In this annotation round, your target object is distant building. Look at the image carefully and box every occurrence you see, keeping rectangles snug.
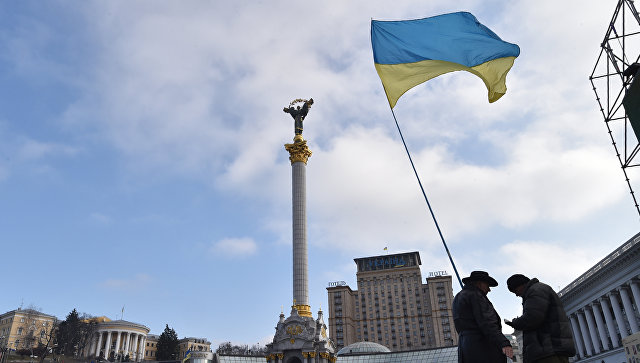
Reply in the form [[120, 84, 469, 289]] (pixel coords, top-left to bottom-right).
[[179, 337, 212, 359], [505, 334, 522, 363], [84, 318, 150, 361], [143, 334, 159, 361], [558, 232, 640, 363], [0, 308, 56, 352], [326, 251, 457, 351]]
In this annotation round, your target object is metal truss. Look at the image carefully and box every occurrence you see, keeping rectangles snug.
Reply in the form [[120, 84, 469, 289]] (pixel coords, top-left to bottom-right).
[[590, 0, 640, 217]]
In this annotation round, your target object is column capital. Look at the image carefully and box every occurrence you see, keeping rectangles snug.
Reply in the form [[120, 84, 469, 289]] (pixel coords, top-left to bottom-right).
[[284, 140, 312, 165]]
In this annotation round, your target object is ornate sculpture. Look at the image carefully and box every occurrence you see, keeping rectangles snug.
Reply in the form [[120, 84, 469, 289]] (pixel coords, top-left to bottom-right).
[[284, 98, 314, 137]]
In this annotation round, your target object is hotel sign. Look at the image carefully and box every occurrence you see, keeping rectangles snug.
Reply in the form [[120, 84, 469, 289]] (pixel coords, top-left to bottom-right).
[[428, 271, 448, 277], [355, 252, 419, 272], [328, 281, 347, 287]]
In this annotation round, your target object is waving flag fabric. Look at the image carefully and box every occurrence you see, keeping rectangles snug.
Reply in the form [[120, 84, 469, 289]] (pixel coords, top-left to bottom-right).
[[371, 12, 520, 108]]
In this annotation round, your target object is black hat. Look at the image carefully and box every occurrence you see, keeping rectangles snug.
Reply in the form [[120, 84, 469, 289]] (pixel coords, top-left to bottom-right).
[[507, 274, 531, 292], [462, 271, 498, 287]]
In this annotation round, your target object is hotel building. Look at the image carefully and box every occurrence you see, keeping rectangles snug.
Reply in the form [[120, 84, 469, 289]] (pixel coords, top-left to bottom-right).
[[326, 251, 457, 351]]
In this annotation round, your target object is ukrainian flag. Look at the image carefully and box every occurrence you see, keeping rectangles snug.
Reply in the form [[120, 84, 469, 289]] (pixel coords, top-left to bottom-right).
[[182, 349, 191, 363], [371, 12, 520, 108]]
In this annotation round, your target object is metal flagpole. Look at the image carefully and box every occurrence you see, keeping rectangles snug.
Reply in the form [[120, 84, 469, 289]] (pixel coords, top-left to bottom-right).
[[390, 107, 464, 289]]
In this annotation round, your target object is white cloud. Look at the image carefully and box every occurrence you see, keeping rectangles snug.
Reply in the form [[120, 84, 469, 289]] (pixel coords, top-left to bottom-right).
[[210, 237, 258, 257], [495, 240, 605, 288]]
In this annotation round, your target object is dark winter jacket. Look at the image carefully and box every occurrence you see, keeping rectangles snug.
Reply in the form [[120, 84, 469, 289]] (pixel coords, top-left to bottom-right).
[[510, 278, 576, 362], [453, 284, 511, 363]]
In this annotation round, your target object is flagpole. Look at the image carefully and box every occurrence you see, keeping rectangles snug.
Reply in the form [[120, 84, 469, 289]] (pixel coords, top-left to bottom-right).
[[389, 108, 463, 289]]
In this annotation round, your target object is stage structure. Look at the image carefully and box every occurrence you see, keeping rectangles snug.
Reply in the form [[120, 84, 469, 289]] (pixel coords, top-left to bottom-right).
[[265, 98, 336, 363], [590, 0, 640, 216]]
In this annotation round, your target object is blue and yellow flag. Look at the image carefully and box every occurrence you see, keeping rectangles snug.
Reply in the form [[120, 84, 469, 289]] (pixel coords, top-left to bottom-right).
[[182, 349, 191, 363], [371, 12, 520, 108]]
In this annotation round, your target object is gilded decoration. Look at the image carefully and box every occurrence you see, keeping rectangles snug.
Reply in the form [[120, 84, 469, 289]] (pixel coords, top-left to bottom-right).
[[284, 140, 312, 165], [320, 352, 330, 359], [292, 303, 312, 317], [286, 325, 303, 335], [290, 338, 295, 344], [308, 352, 316, 358], [277, 353, 284, 359]]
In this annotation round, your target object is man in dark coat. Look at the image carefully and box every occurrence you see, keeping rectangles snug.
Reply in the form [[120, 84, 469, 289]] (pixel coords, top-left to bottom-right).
[[453, 271, 513, 363], [506, 274, 576, 363]]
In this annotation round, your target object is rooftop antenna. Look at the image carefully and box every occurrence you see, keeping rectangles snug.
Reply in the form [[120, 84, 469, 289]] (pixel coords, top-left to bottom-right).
[[590, 0, 640, 218]]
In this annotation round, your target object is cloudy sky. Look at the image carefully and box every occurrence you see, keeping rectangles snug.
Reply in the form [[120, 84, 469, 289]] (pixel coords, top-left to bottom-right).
[[1, 0, 639, 348]]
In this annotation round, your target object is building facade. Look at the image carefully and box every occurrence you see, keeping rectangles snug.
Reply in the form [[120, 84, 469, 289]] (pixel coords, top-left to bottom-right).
[[558, 232, 640, 363], [84, 318, 150, 361], [326, 251, 457, 351], [143, 334, 158, 361], [0, 308, 56, 352], [179, 337, 212, 359]]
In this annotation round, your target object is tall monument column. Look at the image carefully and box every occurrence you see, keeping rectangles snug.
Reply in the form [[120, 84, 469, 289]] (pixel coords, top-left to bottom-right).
[[267, 98, 334, 363], [284, 98, 314, 318]]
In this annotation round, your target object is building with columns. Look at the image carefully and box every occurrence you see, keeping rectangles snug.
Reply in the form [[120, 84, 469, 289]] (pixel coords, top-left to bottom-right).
[[558, 231, 640, 363], [85, 318, 150, 361]]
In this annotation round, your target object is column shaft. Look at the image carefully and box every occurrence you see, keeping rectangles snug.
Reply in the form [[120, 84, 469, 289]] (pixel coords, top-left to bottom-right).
[[96, 332, 103, 357], [570, 315, 585, 358], [630, 280, 640, 317], [292, 161, 308, 307], [610, 292, 629, 338], [591, 303, 610, 351], [138, 336, 146, 362], [584, 307, 601, 354], [115, 331, 122, 358], [577, 312, 593, 356], [600, 297, 620, 348], [104, 332, 112, 360], [619, 287, 639, 333], [123, 332, 130, 358]]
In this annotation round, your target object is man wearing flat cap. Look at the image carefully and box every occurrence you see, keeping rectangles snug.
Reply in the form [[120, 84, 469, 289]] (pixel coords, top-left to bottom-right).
[[453, 271, 513, 363], [505, 274, 575, 363]]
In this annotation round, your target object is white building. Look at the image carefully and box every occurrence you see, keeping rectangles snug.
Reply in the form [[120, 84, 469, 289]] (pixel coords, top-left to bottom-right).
[[559, 232, 640, 362]]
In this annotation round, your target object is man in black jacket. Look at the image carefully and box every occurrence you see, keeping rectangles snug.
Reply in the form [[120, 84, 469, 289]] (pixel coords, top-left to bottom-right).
[[506, 274, 576, 363], [453, 271, 513, 363]]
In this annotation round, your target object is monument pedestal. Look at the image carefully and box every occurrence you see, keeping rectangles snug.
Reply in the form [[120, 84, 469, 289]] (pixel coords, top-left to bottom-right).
[[266, 307, 335, 363]]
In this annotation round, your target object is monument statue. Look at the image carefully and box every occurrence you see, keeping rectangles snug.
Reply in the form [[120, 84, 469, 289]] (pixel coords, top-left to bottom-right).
[[283, 98, 314, 136]]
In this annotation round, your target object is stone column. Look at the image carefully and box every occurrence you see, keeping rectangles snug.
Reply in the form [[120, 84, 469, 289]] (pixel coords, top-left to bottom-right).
[[114, 331, 122, 359], [302, 352, 309, 363], [131, 334, 138, 361], [584, 307, 601, 354], [609, 292, 629, 338], [630, 280, 640, 315], [570, 315, 585, 358], [285, 138, 313, 318], [619, 286, 639, 333], [309, 352, 316, 363], [577, 311, 594, 356], [591, 302, 610, 350], [138, 335, 146, 362], [123, 332, 130, 358], [600, 296, 620, 347], [104, 331, 112, 360], [96, 331, 103, 357]]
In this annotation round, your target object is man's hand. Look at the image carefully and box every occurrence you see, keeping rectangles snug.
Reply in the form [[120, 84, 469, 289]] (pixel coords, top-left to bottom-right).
[[502, 346, 513, 359]]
